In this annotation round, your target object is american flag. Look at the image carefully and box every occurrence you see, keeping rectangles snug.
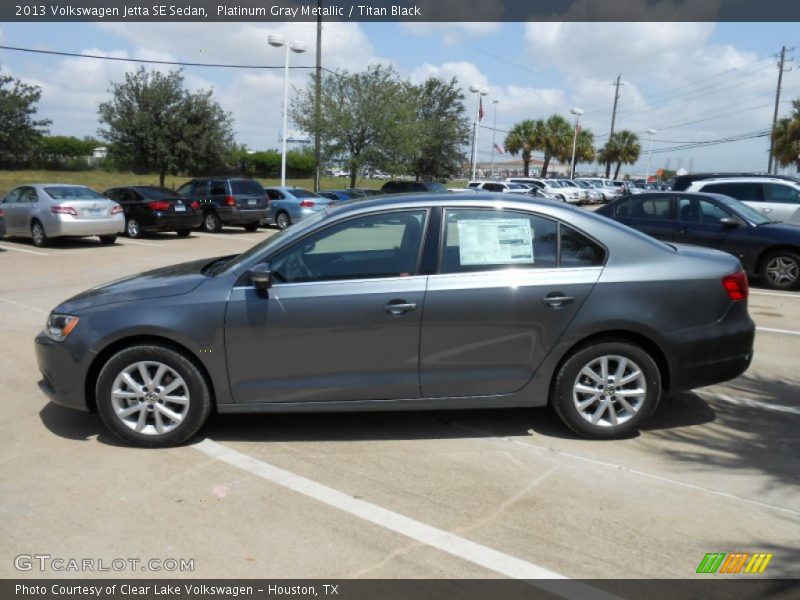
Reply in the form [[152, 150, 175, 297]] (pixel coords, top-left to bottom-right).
[[494, 143, 505, 154], [479, 97, 485, 121]]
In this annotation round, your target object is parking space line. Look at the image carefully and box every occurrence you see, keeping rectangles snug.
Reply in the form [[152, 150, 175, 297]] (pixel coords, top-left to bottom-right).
[[751, 290, 800, 299], [119, 240, 166, 247], [448, 423, 800, 517], [0, 244, 50, 256], [697, 390, 800, 416], [192, 232, 258, 242], [195, 439, 617, 596], [757, 326, 800, 337], [0, 298, 48, 314]]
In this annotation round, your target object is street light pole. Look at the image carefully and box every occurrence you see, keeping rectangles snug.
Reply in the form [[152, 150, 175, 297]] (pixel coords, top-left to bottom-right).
[[490, 100, 499, 178], [469, 85, 488, 181], [569, 107, 583, 179], [645, 128, 656, 183], [269, 34, 307, 188]]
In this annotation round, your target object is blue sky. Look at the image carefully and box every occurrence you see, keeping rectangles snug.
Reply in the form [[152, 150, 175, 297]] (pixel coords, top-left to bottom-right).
[[1, 21, 798, 175]]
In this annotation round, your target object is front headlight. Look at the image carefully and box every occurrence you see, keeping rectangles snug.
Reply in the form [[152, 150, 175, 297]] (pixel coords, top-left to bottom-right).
[[45, 313, 80, 342]]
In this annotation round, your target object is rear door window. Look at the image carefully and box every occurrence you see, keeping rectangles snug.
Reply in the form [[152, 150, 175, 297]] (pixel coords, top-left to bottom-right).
[[702, 182, 764, 202], [623, 195, 672, 220], [677, 197, 730, 223], [209, 180, 227, 196], [766, 183, 800, 205]]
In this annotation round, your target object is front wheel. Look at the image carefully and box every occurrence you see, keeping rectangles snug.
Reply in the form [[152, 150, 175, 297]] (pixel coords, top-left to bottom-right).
[[759, 251, 800, 290], [550, 341, 661, 439], [96, 345, 212, 448]]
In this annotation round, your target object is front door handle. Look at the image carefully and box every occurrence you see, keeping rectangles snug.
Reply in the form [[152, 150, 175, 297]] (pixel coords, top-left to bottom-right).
[[542, 293, 575, 308], [384, 300, 417, 315]]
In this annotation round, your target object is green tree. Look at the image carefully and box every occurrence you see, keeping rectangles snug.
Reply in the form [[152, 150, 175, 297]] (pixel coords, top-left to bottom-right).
[[98, 67, 235, 187], [772, 99, 800, 171], [540, 115, 575, 177], [293, 64, 415, 188], [408, 77, 470, 181], [573, 129, 596, 169], [0, 71, 51, 159], [39, 136, 98, 158], [504, 119, 542, 177], [599, 130, 641, 179]]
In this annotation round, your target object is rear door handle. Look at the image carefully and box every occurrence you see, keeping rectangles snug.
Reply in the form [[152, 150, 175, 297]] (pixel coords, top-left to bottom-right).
[[542, 293, 575, 308], [384, 300, 417, 315]]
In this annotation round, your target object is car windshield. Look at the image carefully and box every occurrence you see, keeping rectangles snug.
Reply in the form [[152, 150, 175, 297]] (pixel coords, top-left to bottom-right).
[[425, 183, 447, 192], [507, 183, 528, 190], [290, 188, 319, 199], [44, 186, 105, 200], [712, 194, 774, 225], [231, 180, 265, 195], [137, 187, 181, 200], [218, 209, 330, 274]]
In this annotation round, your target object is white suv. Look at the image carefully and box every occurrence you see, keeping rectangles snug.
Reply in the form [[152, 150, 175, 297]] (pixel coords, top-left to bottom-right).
[[506, 178, 576, 202], [686, 177, 800, 224], [467, 180, 531, 194]]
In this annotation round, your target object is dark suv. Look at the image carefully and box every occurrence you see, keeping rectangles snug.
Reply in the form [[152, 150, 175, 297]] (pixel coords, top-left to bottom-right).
[[379, 181, 447, 194], [176, 177, 269, 233]]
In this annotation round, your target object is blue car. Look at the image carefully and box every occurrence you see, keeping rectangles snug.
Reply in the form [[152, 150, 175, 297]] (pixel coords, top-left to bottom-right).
[[263, 187, 332, 230], [318, 189, 366, 202]]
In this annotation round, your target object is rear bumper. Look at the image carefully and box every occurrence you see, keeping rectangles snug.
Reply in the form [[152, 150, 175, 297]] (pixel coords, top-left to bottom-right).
[[665, 304, 755, 391], [35, 332, 92, 411], [215, 206, 268, 225], [49, 215, 125, 237], [146, 212, 202, 231]]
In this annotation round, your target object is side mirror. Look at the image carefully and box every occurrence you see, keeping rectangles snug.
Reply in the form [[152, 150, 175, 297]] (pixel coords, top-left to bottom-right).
[[720, 217, 740, 228], [250, 263, 273, 295]]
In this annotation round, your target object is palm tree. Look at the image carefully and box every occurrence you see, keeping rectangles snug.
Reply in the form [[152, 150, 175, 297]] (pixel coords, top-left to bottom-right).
[[504, 119, 542, 176], [541, 115, 574, 177], [600, 130, 641, 179], [772, 99, 800, 171], [573, 129, 596, 171]]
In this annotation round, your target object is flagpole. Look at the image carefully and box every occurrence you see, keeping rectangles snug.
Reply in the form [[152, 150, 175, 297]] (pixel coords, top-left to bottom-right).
[[469, 85, 488, 181], [490, 99, 499, 178]]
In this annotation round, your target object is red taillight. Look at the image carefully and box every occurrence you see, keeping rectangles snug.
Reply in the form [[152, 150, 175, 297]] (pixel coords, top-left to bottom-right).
[[225, 195, 236, 207], [0, 208, 4, 217], [299, 199, 315, 208], [190, 201, 200, 210], [111, 205, 123, 215], [722, 271, 748, 301], [147, 201, 171, 211], [51, 205, 77, 216]]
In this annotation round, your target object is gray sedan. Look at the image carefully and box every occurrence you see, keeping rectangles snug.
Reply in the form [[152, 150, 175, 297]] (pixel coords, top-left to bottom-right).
[[35, 193, 754, 447], [1, 184, 124, 247]]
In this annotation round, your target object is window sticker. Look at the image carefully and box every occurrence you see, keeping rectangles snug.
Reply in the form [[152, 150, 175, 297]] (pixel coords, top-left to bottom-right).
[[457, 218, 534, 265]]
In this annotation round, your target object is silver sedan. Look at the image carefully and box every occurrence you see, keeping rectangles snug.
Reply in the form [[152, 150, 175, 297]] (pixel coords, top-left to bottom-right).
[[0, 184, 125, 247]]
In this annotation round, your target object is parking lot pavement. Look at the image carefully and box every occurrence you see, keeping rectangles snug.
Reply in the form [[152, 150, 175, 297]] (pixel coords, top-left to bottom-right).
[[1, 228, 798, 581]]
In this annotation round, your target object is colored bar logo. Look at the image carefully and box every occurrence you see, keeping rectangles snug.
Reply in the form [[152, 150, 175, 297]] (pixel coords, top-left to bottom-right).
[[696, 552, 773, 574]]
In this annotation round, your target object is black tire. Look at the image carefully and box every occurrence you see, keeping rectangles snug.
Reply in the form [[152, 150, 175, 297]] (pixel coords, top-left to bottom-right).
[[125, 218, 143, 238], [243, 222, 259, 232], [758, 250, 800, 291], [98, 234, 117, 245], [31, 220, 48, 247], [203, 211, 222, 233], [550, 341, 661, 439], [96, 345, 212, 448], [275, 210, 291, 230], [176, 229, 192, 237]]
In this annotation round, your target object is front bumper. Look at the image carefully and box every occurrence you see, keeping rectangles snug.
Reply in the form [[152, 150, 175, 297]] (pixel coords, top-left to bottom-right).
[[35, 332, 93, 411], [50, 214, 125, 237]]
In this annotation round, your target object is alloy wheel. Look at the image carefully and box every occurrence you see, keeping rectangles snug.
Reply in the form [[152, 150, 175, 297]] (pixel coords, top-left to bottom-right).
[[765, 256, 799, 287], [126, 219, 140, 238], [276, 212, 290, 229], [31, 222, 45, 246], [110, 361, 191, 436], [572, 355, 646, 427]]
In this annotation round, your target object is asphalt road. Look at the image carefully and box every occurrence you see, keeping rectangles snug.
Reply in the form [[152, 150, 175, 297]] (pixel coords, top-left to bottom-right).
[[0, 224, 798, 583]]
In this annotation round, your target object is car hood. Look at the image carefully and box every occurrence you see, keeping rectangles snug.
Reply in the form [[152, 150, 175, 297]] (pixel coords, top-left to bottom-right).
[[55, 257, 215, 314], [756, 221, 800, 235]]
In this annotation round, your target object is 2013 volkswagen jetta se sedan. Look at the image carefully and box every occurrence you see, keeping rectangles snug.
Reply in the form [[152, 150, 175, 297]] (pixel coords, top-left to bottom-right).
[[35, 194, 755, 447]]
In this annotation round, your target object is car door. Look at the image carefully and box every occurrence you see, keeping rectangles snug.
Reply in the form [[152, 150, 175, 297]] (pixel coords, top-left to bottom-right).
[[674, 195, 749, 262], [225, 209, 430, 404], [1, 188, 25, 234], [611, 194, 676, 241], [419, 208, 603, 398], [764, 183, 800, 223]]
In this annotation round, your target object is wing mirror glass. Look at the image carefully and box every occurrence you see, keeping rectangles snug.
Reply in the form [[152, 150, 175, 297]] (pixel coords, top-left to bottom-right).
[[720, 217, 740, 228]]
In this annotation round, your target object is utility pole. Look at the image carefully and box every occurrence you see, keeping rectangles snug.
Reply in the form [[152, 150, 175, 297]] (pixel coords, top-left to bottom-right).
[[313, 0, 322, 192], [768, 45, 793, 174], [605, 74, 623, 178]]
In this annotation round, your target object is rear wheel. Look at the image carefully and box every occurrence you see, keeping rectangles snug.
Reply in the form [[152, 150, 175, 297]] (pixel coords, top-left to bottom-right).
[[759, 251, 800, 290], [96, 345, 212, 448], [275, 211, 291, 230], [176, 229, 192, 237], [125, 218, 143, 238], [203, 211, 222, 233], [243, 222, 259, 232], [551, 341, 661, 439], [31, 220, 48, 247], [98, 234, 117, 245]]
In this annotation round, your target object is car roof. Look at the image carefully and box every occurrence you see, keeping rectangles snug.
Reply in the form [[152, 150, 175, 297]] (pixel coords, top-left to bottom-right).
[[693, 177, 799, 185]]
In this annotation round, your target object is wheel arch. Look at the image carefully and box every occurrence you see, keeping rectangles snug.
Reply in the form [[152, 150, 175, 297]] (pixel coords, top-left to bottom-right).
[[755, 244, 800, 273], [85, 334, 217, 413]]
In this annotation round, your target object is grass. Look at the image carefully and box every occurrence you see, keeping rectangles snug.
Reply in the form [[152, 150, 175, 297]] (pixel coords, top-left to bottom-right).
[[0, 170, 396, 197]]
